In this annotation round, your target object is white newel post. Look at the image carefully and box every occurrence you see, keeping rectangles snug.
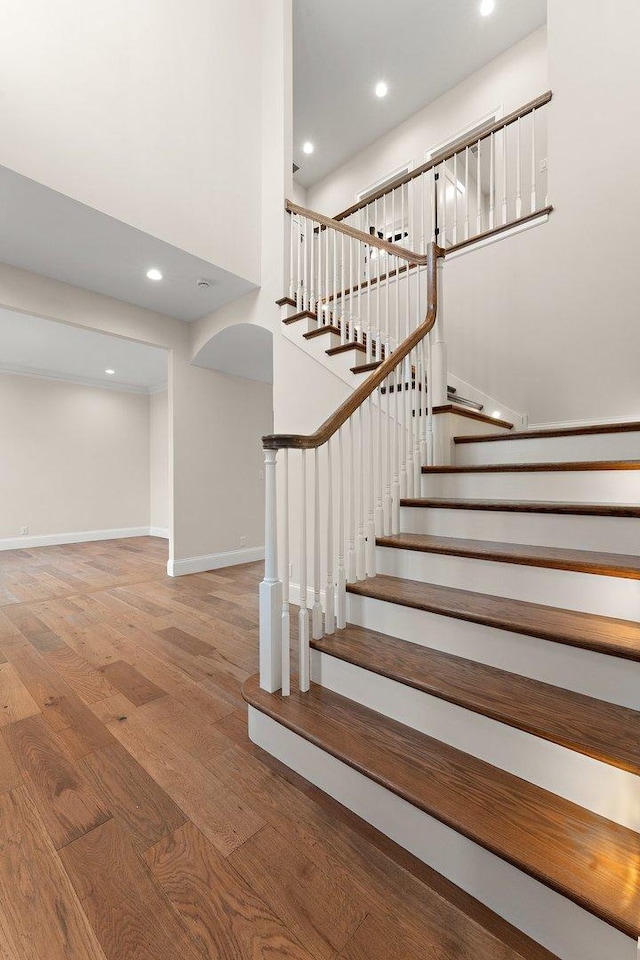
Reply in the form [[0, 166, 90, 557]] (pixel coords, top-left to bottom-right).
[[259, 447, 283, 693], [431, 256, 447, 407]]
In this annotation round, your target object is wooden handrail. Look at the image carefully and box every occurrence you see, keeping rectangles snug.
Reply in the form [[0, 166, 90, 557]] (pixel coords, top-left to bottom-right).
[[286, 200, 429, 265], [263, 241, 443, 450], [333, 90, 553, 223]]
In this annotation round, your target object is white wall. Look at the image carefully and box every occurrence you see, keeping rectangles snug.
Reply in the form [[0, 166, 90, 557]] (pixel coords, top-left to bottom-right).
[[169, 363, 273, 570], [0, 0, 261, 284], [0, 373, 150, 541], [307, 28, 547, 216], [150, 390, 169, 534]]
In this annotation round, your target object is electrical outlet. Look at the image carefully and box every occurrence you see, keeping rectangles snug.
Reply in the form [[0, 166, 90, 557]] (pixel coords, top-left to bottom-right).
[[258, 470, 264, 480], [240, 536, 247, 546], [540, 157, 548, 172], [21, 526, 29, 536]]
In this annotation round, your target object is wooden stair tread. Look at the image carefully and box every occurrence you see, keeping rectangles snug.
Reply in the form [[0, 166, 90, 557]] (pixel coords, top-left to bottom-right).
[[400, 497, 640, 518], [346, 573, 640, 660], [376, 532, 640, 579], [283, 309, 316, 325], [303, 324, 340, 340], [455, 420, 640, 444], [422, 459, 640, 473], [326, 342, 366, 357], [312, 624, 640, 775], [244, 675, 640, 939]]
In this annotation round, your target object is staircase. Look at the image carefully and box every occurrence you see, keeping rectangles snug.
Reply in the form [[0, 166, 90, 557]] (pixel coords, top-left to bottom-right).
[[248, 92, 640, 960]]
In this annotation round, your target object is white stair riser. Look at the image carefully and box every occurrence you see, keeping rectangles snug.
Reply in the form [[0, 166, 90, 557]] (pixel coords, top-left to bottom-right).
[[401, 505, 640, 554], [312, 649, 640, 832], [455, 431, 640, 465], [346, 592, 640, 711], [249, 707, 637, 960], [375, 545, 640, 619], [421, 470, 640, 503]]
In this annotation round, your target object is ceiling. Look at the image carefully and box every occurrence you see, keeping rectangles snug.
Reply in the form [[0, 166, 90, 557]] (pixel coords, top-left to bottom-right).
[[0, 309, 167, 393], [293, 0, 547, 188], [0, 165, 256, 322]]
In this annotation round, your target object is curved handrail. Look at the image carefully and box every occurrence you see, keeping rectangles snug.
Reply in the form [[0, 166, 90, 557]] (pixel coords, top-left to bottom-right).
[[286, 200, 429, 265], [264, 239, 443, 450]]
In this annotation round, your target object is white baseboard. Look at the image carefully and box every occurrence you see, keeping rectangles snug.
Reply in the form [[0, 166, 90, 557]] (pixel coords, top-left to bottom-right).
[[167, 545, 264, 577], [149, 526, 170, 539], [0, 526, 154, 551]]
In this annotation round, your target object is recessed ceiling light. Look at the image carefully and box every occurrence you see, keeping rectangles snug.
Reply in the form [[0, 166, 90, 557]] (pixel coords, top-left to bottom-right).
[[492, 410, 502, 418], [105, 369, 115, 376], [302, 141, 314, 155], [375, 81, 388, 98], [480, 0, 495, 15], [146, 268, 163, 281]]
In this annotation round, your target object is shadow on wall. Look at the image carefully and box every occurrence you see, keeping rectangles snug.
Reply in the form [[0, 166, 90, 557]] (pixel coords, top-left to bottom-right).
[[192, 322, 273, 385]]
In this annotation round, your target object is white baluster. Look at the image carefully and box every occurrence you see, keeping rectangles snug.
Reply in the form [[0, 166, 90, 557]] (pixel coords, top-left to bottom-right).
[[452, 152, 458, 245], [356, 406, 367, 580], [489, 133, 495, 230], [298, 450, 310, 692], [502, 124, 508, 225], [259, 448, 282, 693], [440, 163, 447, 248], [413, 267, 422, 492], [336, 428, 346, 628], [340, 233, 346, 344], [516, 117, 522, 219], [464, 147, 470, 240], [476, 139, 482, 235], [531, 108, 537, 213], [366, 398, 377, 576], [325, 439, 335, 634], [280, 449, 290, 696], [303, 218, 309, 312], [426, 331, 434, 466], [347, 417, 357, 582], [312, 447, 323, 640], [375, 388, 385, 533], [405, 266, 414, 496], [310, 219, 315, 320], [296, 215, 302, 308], [289, 213, 295, 301]]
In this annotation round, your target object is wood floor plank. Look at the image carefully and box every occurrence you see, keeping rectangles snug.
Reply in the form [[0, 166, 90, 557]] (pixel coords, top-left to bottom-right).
[[107, 709, 264, 857], [60, 818, 203, 960], [43, 646, 120, 704], [0, 785, 108, 960], [145, 821, 316, 959], [79, 742, 187, 852], [0, 661, 40, 726], [100, 660, 166, 706], [0, 735, 20, 796], [138, 696, 232, 767], [2, 715, 110, 849], [228, 823, 368, 959]]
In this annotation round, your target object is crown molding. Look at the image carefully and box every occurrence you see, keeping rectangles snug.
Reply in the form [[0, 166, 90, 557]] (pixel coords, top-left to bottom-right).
[[0, 361, 167, 395]]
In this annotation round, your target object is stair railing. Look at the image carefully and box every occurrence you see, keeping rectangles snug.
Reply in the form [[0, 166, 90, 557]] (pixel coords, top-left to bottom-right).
[[260, 202, 444, 695], [332, 90, 552, 254]]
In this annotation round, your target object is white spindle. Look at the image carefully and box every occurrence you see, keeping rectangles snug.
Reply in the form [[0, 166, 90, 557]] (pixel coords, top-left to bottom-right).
[[440, 163, 447, 248], [502, 125, 508, 225], [476, 139, 482, 235], [489, 133, 495, 230], [426, 331, 434, 466], [340, 233, 346, 344], [310, 221, 315, 319], [347, 417, 357, 581], [336, 428, 346, 628], [356, 406, 367, 580], [464, 147, 470, 240], [298, 450, 310, 691], [531, 108, 537, 213], [289, 214, 295, 301], [281, 449, 290, 696], [325, 439, 335, 634], [366, 398, 376, 576], [312, 448, 322, 640], [375, 388, 384, 533], [516, 117, 522, 219], [259, 448, 282, 693], [303, 218, 309, 312]]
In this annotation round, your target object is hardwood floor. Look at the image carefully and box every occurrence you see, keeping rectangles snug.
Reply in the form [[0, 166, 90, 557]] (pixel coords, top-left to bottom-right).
[[0, 536, 555, 959]]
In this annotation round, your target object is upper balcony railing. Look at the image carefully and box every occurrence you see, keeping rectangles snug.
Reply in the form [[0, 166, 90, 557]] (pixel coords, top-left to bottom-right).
[[332, 90, 552, 255]]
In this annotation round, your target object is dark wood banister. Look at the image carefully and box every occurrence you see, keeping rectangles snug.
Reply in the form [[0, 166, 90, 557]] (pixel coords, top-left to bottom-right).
[[332, 90, 553, 223], [264, 236, 443, 450], [286, 199, 429, 265]]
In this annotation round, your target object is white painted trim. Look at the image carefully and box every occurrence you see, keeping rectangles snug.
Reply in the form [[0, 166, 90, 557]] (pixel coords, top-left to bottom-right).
[[249, 707, 637, 960], [355, 160, 414, 203], [0, 526, 153, 551], [167, 545, 264, 577], [424, 104, 504, 160], [0, 361, 167, 396], [149, 526, 170, 539], [444, 210, 550, 261]]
